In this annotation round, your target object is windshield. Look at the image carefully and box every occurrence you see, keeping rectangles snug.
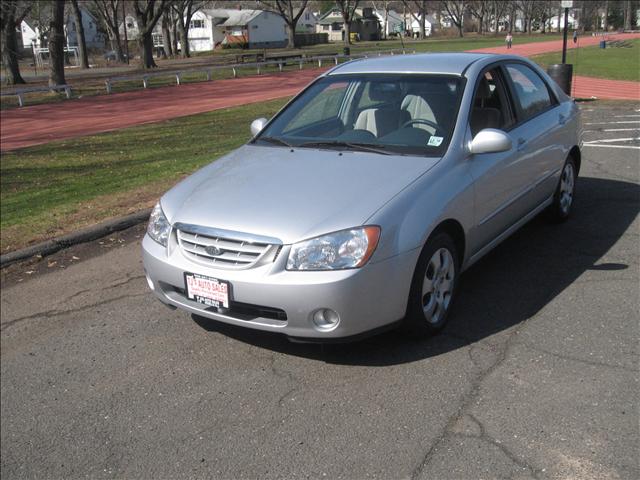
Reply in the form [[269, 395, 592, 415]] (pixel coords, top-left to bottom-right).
[[255, 74, 464, 156]]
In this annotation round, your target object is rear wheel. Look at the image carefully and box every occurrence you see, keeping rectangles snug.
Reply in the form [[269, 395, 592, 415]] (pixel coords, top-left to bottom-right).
[[404, 233, 459, 335], [548, 157, 577, 222]]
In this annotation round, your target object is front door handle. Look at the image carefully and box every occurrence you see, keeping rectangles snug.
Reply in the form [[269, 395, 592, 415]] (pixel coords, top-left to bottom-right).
[[559, 113, 567, 125], [517, 138, 527, 151]]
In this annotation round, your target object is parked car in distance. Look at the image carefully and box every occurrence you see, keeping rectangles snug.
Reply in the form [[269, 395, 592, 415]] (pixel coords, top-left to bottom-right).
[[143, 52, 582, 342]]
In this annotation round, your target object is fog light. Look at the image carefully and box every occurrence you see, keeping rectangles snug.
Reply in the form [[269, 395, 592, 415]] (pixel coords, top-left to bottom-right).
[[312, 308, 340, 331], [145, 274, 155, 291]]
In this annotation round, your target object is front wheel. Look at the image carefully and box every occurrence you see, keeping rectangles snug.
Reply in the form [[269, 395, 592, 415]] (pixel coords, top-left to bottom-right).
[[404, 233, 459, 335], [548, 157, 577, 222]]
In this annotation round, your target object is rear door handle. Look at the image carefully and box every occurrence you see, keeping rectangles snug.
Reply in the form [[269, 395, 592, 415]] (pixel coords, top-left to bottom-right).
[[517, 138, 527, 151]]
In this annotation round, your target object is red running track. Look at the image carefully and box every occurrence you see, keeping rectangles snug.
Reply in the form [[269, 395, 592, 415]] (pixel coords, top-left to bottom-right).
[[2, 33, 639, 151], [0, 68, 326, 152]]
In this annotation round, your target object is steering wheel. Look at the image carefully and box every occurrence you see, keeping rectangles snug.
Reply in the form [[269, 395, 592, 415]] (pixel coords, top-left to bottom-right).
[[401, 118, 446, 136]]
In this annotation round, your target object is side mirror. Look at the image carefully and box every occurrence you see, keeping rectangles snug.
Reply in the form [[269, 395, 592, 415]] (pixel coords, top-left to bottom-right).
[[469, 128, 512, 155], [250, 117, 268, 137]]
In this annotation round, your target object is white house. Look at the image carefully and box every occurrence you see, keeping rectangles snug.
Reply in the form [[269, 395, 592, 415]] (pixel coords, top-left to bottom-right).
[[373, 9, 403, 37], [120, 15, 164, 47], [19, 20, 39, 48], [547, 13, 579, 30], [66, 7, 104, 49], [406, 14, 438, 37], [187, 9, 287, 51], [296, 8, 318, 33]]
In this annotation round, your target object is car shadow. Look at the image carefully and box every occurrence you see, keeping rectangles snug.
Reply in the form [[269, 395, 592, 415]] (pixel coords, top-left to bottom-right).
[[191, 176, 638, 366]]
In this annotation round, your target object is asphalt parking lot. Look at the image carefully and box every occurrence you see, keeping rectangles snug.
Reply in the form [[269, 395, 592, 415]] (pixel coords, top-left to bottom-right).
[[1, 102, 638, 480]]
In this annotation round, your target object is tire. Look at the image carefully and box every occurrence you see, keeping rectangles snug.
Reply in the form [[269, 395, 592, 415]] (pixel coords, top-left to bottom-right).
[[548, 156, 577, 222], [404, 233, 460, 336]]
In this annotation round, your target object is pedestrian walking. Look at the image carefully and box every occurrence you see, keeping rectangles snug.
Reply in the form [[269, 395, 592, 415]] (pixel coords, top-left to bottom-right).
[[506, 32, 513, 49]]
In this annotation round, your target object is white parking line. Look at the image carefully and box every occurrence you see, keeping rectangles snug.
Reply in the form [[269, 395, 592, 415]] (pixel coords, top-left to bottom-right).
[[584, 128, 640, 132], [614, 115, 640, 118], [584, 121, 640, 125], [583, 144, 640, 150], [584, 137, 640, 144]]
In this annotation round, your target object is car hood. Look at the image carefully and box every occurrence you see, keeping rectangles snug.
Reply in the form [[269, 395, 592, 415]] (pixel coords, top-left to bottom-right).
[[162, 145, 440, 244]]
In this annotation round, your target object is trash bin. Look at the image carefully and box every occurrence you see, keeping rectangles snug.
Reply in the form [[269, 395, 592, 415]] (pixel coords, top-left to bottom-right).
[[343, 47, 351, 56], [547, 63, 573, 95], [599, 40, 606, 48]]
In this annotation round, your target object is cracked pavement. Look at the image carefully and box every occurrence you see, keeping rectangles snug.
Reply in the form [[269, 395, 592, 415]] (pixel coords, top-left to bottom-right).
[[1, 102, 639, 479]]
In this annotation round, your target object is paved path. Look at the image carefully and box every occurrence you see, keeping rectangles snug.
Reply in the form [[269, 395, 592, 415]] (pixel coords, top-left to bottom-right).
[[469, 31, 640, 56], [2, 33, 639, 152], [2, 104, 638, 478]]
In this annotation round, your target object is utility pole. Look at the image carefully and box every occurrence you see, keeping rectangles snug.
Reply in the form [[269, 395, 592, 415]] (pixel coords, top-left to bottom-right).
[[561, 1, 572, 64]]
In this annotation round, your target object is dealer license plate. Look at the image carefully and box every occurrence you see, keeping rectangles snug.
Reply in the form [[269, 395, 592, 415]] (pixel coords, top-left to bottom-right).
[[184, 273, 230, 309]]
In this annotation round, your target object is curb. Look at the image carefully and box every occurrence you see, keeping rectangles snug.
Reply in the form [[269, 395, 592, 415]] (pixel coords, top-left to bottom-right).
[[0, 209, 152, 268]]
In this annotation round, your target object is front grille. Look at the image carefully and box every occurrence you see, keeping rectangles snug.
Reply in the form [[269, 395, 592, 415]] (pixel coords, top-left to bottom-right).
[[177, 228, 276, 270]]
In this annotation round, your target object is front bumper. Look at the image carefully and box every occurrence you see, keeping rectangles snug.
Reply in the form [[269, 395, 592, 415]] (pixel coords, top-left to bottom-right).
[[142, 234, 419, 339]]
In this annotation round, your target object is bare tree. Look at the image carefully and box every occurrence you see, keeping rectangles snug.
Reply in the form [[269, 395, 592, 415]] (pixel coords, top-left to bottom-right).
[[402, 0, 428, 39], [441, 0, 465, 37], [490, 0, 509, 34], [132, 0, 165, 68], [171, 0, 202, 58], [1, 0, 32, 84], [70, 0, 90, 68], [335, 0, 360, 46], [259, 1, 309, 48], [48, 0, 66, 86], [467, 0, 489, 34], [91, 0, 125, 62], [160, 2, 173, 57]]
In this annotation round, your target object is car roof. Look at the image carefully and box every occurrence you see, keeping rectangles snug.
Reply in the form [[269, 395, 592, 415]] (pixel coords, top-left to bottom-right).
[[327, 52, 496, 76]]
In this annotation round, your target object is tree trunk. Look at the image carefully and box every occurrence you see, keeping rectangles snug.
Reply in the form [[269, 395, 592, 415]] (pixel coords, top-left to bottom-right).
[[70, 0, 90, 68], [2, 17, 26, 84], [176, 20, 189, 58], [139, 31, 157, 68], [48, 0, 66, 86], [162, 15, 173, 56], [344, 21, 351, 46], [603, 0, 609, 31], [624, 0, 631, 31], [286, 22, 296, 48]]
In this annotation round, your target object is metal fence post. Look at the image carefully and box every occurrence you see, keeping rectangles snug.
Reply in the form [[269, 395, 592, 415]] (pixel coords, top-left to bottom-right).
[[175, 73, 181, 85], [142, 75, 149, 88], [105, 80, 112, 94]]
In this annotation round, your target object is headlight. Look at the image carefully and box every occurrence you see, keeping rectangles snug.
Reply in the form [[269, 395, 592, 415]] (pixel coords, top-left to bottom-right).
[[286, 226, 380, 271], [147, 202, 171, 247]]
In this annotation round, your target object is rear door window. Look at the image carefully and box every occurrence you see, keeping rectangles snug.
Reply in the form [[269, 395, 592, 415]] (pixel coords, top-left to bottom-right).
[[505, 63, 555, 122]]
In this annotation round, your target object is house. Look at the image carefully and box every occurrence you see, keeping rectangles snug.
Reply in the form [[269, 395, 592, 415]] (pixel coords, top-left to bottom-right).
[[407, 14, 438, 37], [119, 15, 164, 47], [66, 7, 105, 49], [546, 13, 579, 30], [19, 20, 39, 48], [296, 9, 318, 33], [316, 7, 381, 42], [373, 9, 404, 37], [187, 9, 288, 51]]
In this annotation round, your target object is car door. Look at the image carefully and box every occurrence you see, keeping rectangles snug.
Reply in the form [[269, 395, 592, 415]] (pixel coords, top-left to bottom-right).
[[467, 66, 531, 254], [501, 62, 566, 208]]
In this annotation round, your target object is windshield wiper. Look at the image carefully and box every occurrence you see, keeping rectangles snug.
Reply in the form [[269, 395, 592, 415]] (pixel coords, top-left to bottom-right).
[[257, 136, 294, 148], [299, 141, 391, 156]]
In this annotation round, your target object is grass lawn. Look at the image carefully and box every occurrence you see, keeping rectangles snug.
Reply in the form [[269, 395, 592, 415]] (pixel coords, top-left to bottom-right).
[[531, 38, 640, 82], [0, 98, 290, 252]]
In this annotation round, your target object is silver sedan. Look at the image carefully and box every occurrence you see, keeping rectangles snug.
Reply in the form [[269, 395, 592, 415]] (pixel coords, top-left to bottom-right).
[[142, 53, 582, 341]]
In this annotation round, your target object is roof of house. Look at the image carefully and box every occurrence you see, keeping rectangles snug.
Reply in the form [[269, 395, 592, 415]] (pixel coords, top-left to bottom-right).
[[202, 9, 263, 26]]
